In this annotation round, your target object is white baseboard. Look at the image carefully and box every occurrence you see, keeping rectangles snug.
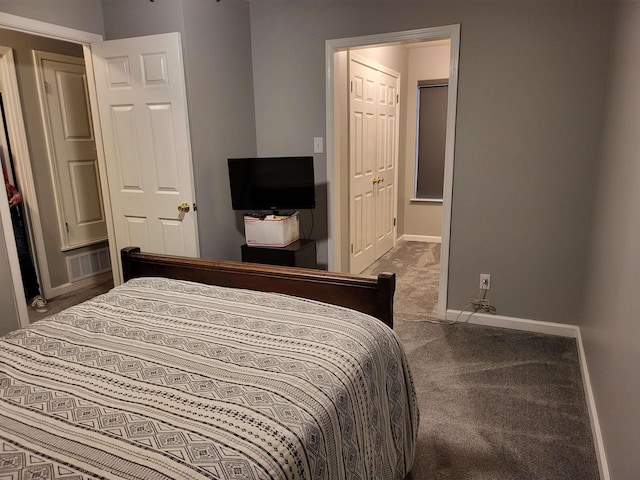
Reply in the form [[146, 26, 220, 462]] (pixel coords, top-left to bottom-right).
[[445, 308, 579, 337], [445, 308, 609, 479], [575, 329, 610, 480], [398, 234, 441, 243], [48, 271, 112, 299]]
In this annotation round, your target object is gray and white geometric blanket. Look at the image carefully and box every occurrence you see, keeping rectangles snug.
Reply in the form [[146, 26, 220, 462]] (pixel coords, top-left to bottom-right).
[[0, 277, 418, 479]]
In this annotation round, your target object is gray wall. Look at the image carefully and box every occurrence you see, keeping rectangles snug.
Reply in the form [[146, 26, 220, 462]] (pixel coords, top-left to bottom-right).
[[581, 4, 640, 479], [0, 0, 104, 35], [101, 0, 185, 40], [102, 0, 256, 261], [249, 0, 613, 324], [182, 0, 256, 260]]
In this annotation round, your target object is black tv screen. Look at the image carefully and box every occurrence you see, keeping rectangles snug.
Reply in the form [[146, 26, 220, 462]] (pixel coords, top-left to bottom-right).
[[228, 156, 316, 212]]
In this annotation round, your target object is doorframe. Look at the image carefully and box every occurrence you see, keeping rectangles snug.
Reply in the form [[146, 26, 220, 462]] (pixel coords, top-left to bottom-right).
[[326, 24, 460, 320], [0, 12, 111, 328], [0, 46, 30, 326]]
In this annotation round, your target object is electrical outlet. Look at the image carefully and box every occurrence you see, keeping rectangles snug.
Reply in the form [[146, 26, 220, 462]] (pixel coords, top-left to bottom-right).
[[480, 273, 491, 290]]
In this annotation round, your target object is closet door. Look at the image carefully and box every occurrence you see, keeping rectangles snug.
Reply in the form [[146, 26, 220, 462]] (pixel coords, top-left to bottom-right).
[[349, 53, 399, 274]]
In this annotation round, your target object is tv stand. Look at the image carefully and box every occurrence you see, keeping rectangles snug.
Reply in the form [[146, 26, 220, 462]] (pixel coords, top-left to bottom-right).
[[241, 239, 317, 269]]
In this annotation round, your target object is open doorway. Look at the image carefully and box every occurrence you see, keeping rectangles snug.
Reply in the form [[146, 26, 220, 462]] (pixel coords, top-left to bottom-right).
[[0, 19, 110, 328], [326, 25, 460, 320]]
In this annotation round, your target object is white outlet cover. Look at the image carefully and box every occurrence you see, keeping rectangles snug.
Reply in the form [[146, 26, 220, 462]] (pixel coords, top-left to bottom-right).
[[313, 137, 324, 154]]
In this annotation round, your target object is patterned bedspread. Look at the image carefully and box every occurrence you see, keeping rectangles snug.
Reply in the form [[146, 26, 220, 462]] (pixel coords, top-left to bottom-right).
[[0, 277, 418, 480]]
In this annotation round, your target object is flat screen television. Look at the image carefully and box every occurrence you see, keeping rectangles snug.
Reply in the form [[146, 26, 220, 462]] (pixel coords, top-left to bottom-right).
[[228, 156, 316, 213]]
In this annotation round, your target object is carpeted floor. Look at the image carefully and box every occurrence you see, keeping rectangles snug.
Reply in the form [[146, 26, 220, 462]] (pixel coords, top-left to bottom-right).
[[362, 241, 440, 321], [398, 320, 599, 479], [366, 241, 600, 479], [28, 276, 114, 324]]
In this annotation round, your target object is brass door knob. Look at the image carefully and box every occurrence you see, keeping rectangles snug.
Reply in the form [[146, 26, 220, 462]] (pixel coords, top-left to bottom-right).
[[373, 177, 380, 184], [178, 202, 190, 213]]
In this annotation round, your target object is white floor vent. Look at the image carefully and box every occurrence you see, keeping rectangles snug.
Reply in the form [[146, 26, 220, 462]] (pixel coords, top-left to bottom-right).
[[67, 248, 111, 282]]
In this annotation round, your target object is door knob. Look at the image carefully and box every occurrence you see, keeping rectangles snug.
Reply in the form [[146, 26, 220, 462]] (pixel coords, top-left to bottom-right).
[[178, 202, 190, 213], [372, 177, 380, 184]]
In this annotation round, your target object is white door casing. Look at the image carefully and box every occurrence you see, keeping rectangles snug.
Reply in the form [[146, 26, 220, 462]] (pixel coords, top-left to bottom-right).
[[91, 33, 199, 259], [349, 53, 398, 274], [33, 51, 107, 250], [327, 25, 461, 321]]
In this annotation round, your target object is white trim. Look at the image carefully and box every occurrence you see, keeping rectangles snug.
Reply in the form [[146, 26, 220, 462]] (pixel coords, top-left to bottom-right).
[[0, 12, 102, 44], [439, 25, 460, 321], [399, 234, 441, 243], [445, 308, 579, 337], [575, 329, 611, 480], [83, 44, 121, 284], [48, 271, 112, 298], [410, 197, 443, 203], [326, 24, 460, 322]]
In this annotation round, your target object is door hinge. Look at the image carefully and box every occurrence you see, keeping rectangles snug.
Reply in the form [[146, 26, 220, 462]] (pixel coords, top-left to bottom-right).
[[351, 243, 354, 253], [44, 81, 50, 94], [396, 93, 399, 104], [65, 222, 69, 233], [393, 218, 397, 226]]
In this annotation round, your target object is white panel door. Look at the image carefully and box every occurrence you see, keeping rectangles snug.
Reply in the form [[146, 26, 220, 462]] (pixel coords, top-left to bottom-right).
[[37, 54, 107, 249], [91, 33, 199, 258], [349, 54, 399, 274], [349, 58, 376, 274], [375, 70, 397, 256]]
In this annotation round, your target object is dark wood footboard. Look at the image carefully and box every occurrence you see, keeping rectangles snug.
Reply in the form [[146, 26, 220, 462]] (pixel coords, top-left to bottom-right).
[[121, 247, 396, 328]]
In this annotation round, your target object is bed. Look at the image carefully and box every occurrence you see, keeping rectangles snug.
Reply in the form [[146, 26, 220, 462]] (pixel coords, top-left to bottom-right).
[[0, 247, 419, 479]]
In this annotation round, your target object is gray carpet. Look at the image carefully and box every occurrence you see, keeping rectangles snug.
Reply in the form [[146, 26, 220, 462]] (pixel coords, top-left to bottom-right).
[[363, 241, 440, 321], [28, 277, 114, 324], [367, 241, 600, 479], [398, 320, 599, 479]]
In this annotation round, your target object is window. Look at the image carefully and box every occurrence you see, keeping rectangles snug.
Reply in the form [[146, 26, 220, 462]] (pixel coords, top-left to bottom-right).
[[414, 79, 448, 200]]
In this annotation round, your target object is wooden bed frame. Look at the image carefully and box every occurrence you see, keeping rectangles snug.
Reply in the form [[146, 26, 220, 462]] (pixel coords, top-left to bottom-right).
[[121, 247, 396, 328]]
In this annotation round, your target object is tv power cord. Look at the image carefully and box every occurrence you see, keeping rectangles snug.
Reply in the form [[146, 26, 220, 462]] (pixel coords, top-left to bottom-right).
[[421, 288, 496, 325]]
